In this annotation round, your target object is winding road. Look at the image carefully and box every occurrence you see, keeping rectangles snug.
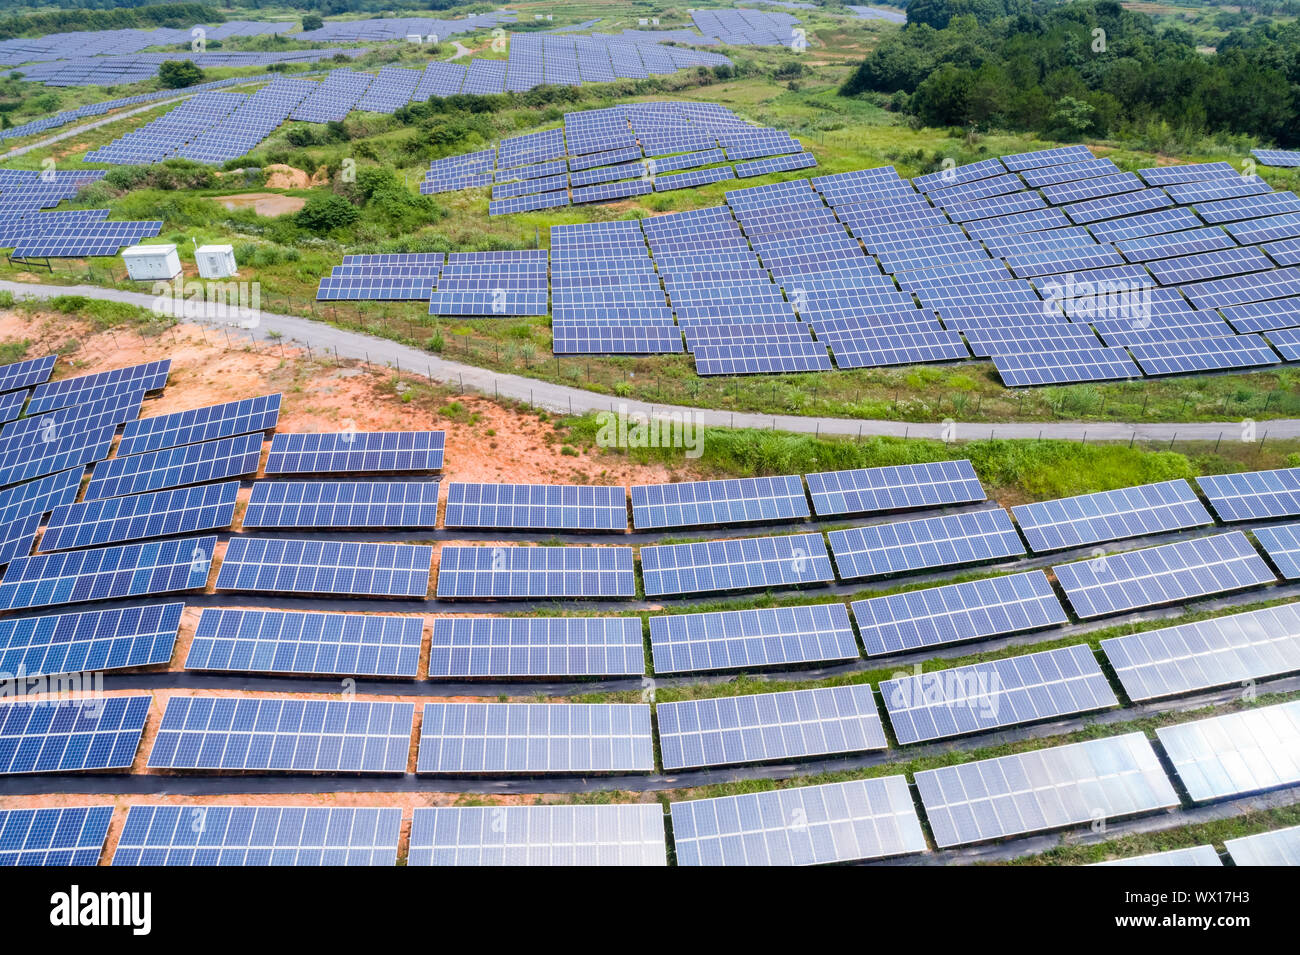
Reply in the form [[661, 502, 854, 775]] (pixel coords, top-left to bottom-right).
[[3, 278, 1298, 442]]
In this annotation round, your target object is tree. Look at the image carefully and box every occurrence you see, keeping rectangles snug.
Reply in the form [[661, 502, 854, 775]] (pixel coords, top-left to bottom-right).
[[301, 14, 323, 32], [158, 60, 203, 89], [295, 194, 359, 233]]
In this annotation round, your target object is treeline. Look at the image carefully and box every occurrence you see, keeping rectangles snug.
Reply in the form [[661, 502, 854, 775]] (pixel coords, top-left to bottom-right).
[[840, 0, 1300, 146], [0, 3, 222, 39]]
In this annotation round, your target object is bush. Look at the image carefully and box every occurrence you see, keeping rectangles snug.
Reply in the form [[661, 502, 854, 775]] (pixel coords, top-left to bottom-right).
[[294, 193, 359, 233], [301, 13, 323, 31], [158, 60, 204, 89]]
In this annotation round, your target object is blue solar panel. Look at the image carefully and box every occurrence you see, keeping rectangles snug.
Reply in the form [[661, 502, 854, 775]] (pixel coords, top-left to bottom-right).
[[113, 805, 402, 867], [428, 617, 645, 678], [242, 481, 439, 529], [417, 701, 653, 774], [640, 533, 834, 597], [0, 468, 82, 565], [187, 608, 423, 678], [1255, 524, 1300, 579], [805, 460, 984, 517], [993, 347, 1142, 387], [829, 508, 1025, 579], [0, 696, 150, 774], [0, 536, 214, 610], [851, 570, 1068, 655], [0, 354, 55, 394], [1012, 480, 1212, 553], [1266, 327, 1300, 360], [435, 545, 635, 599], [0, 603, 182, 679], [215, 538, 433, 598], [265, 431, 444, 474], [648, 603, 858, 673], [880, 644, 1117, 744], [148, 697, 413, 774], [1198, 468, 1300, 521], [84, 434, 260, 503], [1053, 532, 1276, 618], [693, 341, 831, 375], [0, 806, 112, 866], [657, 685, 886, 770], [42, 482, 239, 551], [0, 423, 115, 489], [444, 483, 627, 531], [117, 394, 281, 456], [630, 475, 808, 529], [26, 360, 169, 415]]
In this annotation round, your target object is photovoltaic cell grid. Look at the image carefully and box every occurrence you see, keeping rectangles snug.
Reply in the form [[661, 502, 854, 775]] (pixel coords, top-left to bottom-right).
[[851, 570, 1068, 656], [265, 431, 444, 474], [641, 533, 834, 597], [26, 360, 169, 415], [112, 805, 402, 867], [444, 483, 627, 531], [147, 697, 414, 774], [0, 696, 150, 775], [83, 434, 262, 502], [188, 608, 424, 678], [0, 806, 112, 866], [828, 508, 1025, 579], [630, 475, 808, 528], [916, 733, 1179, 847], [1100, 602, 1300, 701], [1094, 845, 1222, 867], [0, 603, 182, 680], [407, 804, 667, 866], [1052, 532, 1277, 619], [417, 702, 654, 774], [42, 482, 238, 551], [117, 394, 281, 456], [435, 545, 635, 599], [805, 460, 985, 517], [428, 617, 644, 678], [1155, 700, 1300, 802], [880, 644, 1117, 744], [0, 536, 214, 611], [649, 603, 859, 674], [0, 354, 55, 394], [1197, 468, 1300, 521], [670, 777, 927, 866], [242, 481, 439, 529], [1224, 826, 1300, 866], [215, 538, 433, 598], [1254, 523, 1300, 578], [1011, 480, 1213, 553], [657, 685, 886, 770]]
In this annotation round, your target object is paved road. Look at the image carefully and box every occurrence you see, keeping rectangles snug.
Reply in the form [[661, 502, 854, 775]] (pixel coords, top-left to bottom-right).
[[449, 40, 471, 59], [5, 279, 1298, 442]]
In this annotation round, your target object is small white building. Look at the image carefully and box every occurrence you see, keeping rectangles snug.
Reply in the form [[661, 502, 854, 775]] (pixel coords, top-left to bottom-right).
[[122, 243, 181, 281], [195, 244, 237, 279]]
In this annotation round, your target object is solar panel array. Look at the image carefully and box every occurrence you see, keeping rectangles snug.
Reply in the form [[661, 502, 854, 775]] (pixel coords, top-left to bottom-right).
[[630, 475, 809, 528], [42, 482, 239, 551], [215, 538, 433, 598], [265, 431, 444, 474], [641, 533, 834, 596], [648, 603, 859, 673], [242, 481, 439, 529], [1011, 480, 1213, 553], [828, 507, 1024, 578], [1197, 467, 1300, 521], [1156, 700, 1300, 802], [0, 696, 150, 774], [0, 806, 112, 866], [444, 483, 627, 531], [436, 545, 635, 599], [1224, 825, 1300, 865], [0, 602, 182, 679], [428, 617, 645, 678]]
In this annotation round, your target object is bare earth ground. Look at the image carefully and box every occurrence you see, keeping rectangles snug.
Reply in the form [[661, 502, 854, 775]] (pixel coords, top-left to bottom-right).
[[209, 192, 306, 216], [0, 312, 672, 850]]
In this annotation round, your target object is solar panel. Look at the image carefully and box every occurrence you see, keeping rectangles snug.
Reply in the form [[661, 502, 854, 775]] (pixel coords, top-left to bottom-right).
[[1253, 524, 1300, 579], [215, 538, 433, 598], [670, 777, 927, 866], [408, 804, 667, 866], [1094, 845, 1223, 867], [1100, 602, 1300, 701], [0, 806, 112, 866], [648, 603, 858, 674], [1224, 826, 1300, 866], [0, 423, 115, 490], [148, 697, 414, 774], [1011, 480, 1213, 553], [117, 394, 281, 456], [0, 536, 214, 610], [657, 685, 886, 770], [242, 481, 439, 529], [852, 570, 1067, 656], [1198, 468, 1300, 521], [880, 644, 1116, 744], [435, 545, 635, 599], [112, 805, 403, 867], [915, 733, 1178, 847], [1266, 327, 1300, 359], [805, 460, 985, 517], [187, 608, 424, 678], [640, 533, 834, 597], [692, 341, 831, 375], [265, 431, 444, 474], [83, 433, 262, 501], [0, 468, 82, 565], [1128, 334, 1279, 376], [0, 602, 182, 679], [444, 483, 627, 531], [0, 696, 150, 774], [428, 617, 644, 678], [828, 508, 1025, 579], [993, 347, 1141, 387], [1053, 532, 1277, 619], [630, 475, 807, 529], [0, 355, 55, 395], [1156, 700, 1300, 802], [42, 482, 239, 551], [26, 359, 169, 415], [416, 702, 654, 773]]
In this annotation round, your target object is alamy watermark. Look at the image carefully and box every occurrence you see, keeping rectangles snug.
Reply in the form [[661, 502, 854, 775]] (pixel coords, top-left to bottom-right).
[[595, 403, 705, 458]]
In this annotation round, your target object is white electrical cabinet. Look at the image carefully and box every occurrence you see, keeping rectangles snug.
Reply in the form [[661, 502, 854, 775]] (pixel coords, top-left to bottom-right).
[[122, 244, 181, 280], [195, 244, 237, 279]]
